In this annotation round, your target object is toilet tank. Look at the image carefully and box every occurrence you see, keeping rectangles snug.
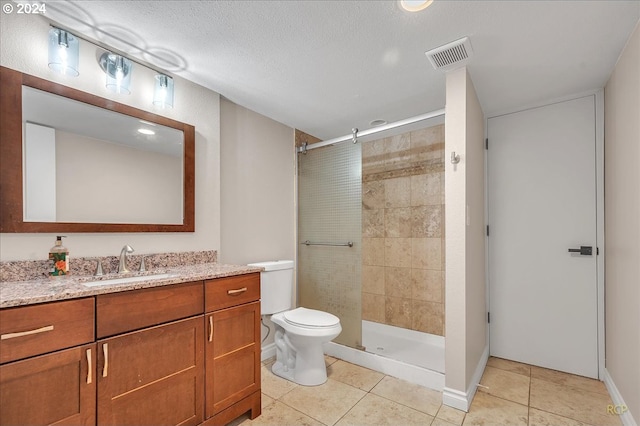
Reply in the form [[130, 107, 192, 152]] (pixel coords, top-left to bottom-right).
[[247, 260, 294, 315]]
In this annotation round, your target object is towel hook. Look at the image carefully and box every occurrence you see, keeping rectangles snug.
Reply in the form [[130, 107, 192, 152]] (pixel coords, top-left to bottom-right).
[[451, 151, 461, 164]]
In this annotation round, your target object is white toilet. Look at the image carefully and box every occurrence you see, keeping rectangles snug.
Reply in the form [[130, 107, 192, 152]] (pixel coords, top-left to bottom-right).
[[248, 260, 342, 386]]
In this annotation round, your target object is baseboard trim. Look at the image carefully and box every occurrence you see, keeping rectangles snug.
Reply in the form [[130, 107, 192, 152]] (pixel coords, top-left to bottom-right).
[[603, 368, 638, 426], [442, 344, 489, 412], [261, 342, 276, 362], [324, 341, 445, 391]]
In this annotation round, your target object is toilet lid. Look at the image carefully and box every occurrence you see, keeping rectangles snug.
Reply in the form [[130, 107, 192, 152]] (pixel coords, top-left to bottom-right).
[[283, 307, 340, 328]]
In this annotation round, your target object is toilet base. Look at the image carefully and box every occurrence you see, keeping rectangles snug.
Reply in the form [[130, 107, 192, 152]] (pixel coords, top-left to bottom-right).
[[271, 357, 328, 386]]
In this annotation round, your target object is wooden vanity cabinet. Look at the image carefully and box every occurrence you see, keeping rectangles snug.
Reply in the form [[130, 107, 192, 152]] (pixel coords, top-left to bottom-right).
[[95, 281, 205, 426], [204, 273, 261, 425], [0, 298, 96, 426]]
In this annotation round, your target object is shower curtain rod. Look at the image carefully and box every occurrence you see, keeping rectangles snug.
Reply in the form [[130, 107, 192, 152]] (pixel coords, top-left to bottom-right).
[[297, 108, 446, 153]]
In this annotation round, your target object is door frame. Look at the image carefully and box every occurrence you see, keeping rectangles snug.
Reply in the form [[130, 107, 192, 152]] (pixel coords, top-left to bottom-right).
[[485, 89, 605, 379]]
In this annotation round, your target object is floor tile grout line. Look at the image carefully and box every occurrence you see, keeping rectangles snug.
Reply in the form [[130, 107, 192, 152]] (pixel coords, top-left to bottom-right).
[[529, 405, 600, 426]]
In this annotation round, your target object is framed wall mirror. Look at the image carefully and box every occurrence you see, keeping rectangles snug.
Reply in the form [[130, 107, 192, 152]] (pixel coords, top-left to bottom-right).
[[0, 66, 195, 232]]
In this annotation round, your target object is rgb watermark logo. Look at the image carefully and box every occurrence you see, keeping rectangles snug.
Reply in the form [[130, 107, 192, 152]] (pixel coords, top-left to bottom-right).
[[607, 404, 628, 415]]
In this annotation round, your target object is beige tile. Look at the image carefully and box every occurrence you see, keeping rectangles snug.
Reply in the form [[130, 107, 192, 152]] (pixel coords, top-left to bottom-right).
[[384, 238, 412, 267], [384, 267, 412, 299], [432, 419, 460, 426], [280, 378, 366, 426], [411, 268, 444, 303], [362, 265, 385, 295], [486, 357, 531, 377], [528, 407, 594, 426], [411, 125, 444, 149], [531, 365, 609, 395], [363, 208, 384, 238], [327, 360, 385, 391], [336, 393, 434, 426], [410, 172, 444, 206], [370, 375, 442, 416], [412, 237, 441, 270], [246, 401, 324, 426], [261, 393, 275, 410], [362, 293, 385, 322], [478, 366, 530, 405], [384, 177, 411, 207], [385, 296, 412, 328], [463, 392, 528, 426], [436, 404, 466, 425], [325, 355, 339, 367], [411, 300, 444, 335], [530, 378, 620, 426], [261, 364, 298, 399], [363, 180, 385, 210], [362, 238, 385, 266], [362, 139, 385, 176], [385, 207, 412, 237], [411, 204, 442, 237], [384, 134, 412, 168]]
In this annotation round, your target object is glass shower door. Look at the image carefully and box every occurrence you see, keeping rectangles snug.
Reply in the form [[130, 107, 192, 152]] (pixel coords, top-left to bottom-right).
[[298, 142, 362, 348]]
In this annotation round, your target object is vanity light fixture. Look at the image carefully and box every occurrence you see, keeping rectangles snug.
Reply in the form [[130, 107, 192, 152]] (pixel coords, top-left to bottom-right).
[[99, 52, 133, 94], [48, 28, 80, 76], [399, 0, 434, 12], [153, 74, 174, 109]]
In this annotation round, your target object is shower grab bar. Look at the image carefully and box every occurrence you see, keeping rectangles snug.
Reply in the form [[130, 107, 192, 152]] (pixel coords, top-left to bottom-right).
[[301, 240, 354, 247]]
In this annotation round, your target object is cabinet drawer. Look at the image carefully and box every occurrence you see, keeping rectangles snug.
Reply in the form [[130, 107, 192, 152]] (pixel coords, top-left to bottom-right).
[[0, 298, 94, 364], [97, 281, 203, 338], [205, 273, 260, 312]]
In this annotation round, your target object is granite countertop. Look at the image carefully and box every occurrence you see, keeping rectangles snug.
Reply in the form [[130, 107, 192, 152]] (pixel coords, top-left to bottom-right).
[[0, 263, 263, 308]]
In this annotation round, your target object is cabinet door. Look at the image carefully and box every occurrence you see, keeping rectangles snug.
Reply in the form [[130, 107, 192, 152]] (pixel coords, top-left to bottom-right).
[[0, 344, 96, 426], [206, 301, 260, 418], [97, 316, 204, 426]]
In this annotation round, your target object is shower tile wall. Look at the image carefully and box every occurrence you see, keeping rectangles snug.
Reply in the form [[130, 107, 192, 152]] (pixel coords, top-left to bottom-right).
[[361, 124, 445, 336]]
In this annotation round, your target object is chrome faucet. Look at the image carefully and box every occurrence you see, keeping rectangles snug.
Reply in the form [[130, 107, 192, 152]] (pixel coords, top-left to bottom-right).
[[117, 245, 134, 273]]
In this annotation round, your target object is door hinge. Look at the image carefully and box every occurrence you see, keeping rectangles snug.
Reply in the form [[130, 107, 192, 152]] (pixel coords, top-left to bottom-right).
[[487, 312, 491, 323], [485, 138, 488, 150], [486, 225, 490, 236], [597, 247, 600, 255]]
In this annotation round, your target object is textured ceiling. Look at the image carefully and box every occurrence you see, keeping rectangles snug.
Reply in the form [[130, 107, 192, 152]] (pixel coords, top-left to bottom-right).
[[44, 0, 639, 140]]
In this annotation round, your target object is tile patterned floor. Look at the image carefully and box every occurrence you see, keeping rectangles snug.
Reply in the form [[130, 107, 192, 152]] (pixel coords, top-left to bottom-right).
[[230, 356, 621, 426]]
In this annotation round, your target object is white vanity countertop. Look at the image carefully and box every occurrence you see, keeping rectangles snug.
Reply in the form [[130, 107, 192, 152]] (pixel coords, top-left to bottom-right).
[[0, 263, 263, 308]]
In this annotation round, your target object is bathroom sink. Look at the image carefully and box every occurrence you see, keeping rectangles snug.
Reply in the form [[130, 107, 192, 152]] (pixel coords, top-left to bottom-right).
[[82, 273, 176, 287]]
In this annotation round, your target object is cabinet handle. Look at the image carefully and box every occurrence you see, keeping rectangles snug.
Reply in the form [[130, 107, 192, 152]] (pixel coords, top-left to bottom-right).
[[227, 287, 247, 296], [86, 348, 92, 384], [208, 316, 213, 342], [1, 325, 54, 340], [102, 343, 109, 378]]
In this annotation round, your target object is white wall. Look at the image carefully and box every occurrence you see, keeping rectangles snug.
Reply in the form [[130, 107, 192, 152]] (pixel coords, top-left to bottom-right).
[[0, 13, 220, 260], [219, 98, 296, 266], [444, 67, 487, 411], [604, 21, 640, 424], [220, 98, 296, 350]]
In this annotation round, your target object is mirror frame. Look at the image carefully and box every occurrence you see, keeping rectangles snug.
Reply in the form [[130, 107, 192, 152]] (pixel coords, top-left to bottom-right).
[[0, 66, 195, 232]]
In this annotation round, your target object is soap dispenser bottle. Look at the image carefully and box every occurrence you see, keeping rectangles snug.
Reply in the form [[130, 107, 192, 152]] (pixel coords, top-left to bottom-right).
[[49, 236, 69, 277]]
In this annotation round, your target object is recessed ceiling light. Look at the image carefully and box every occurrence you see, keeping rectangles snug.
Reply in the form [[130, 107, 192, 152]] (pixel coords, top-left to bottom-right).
[[137, 128, 155, 135], [399, 0, 434, 12], [370, 119, 388, 127]]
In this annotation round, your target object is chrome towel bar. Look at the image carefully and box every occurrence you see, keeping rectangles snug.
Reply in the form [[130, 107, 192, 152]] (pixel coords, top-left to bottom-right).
[[301, 240, 354, 247]]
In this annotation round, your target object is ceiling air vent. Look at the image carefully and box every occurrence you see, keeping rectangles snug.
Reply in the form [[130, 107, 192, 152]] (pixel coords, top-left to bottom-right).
[[425, 37, 473, 71]]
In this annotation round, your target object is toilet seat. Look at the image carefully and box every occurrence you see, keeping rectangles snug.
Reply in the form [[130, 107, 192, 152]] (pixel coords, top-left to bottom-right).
[[283, 307, 340, 329]]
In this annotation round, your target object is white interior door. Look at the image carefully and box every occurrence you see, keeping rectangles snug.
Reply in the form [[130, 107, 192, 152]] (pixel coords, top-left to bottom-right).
[[488, 95, 598, 378]]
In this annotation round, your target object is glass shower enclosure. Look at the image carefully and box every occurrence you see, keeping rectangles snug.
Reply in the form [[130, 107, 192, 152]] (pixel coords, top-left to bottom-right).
[[297, 141, 362, 348]]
